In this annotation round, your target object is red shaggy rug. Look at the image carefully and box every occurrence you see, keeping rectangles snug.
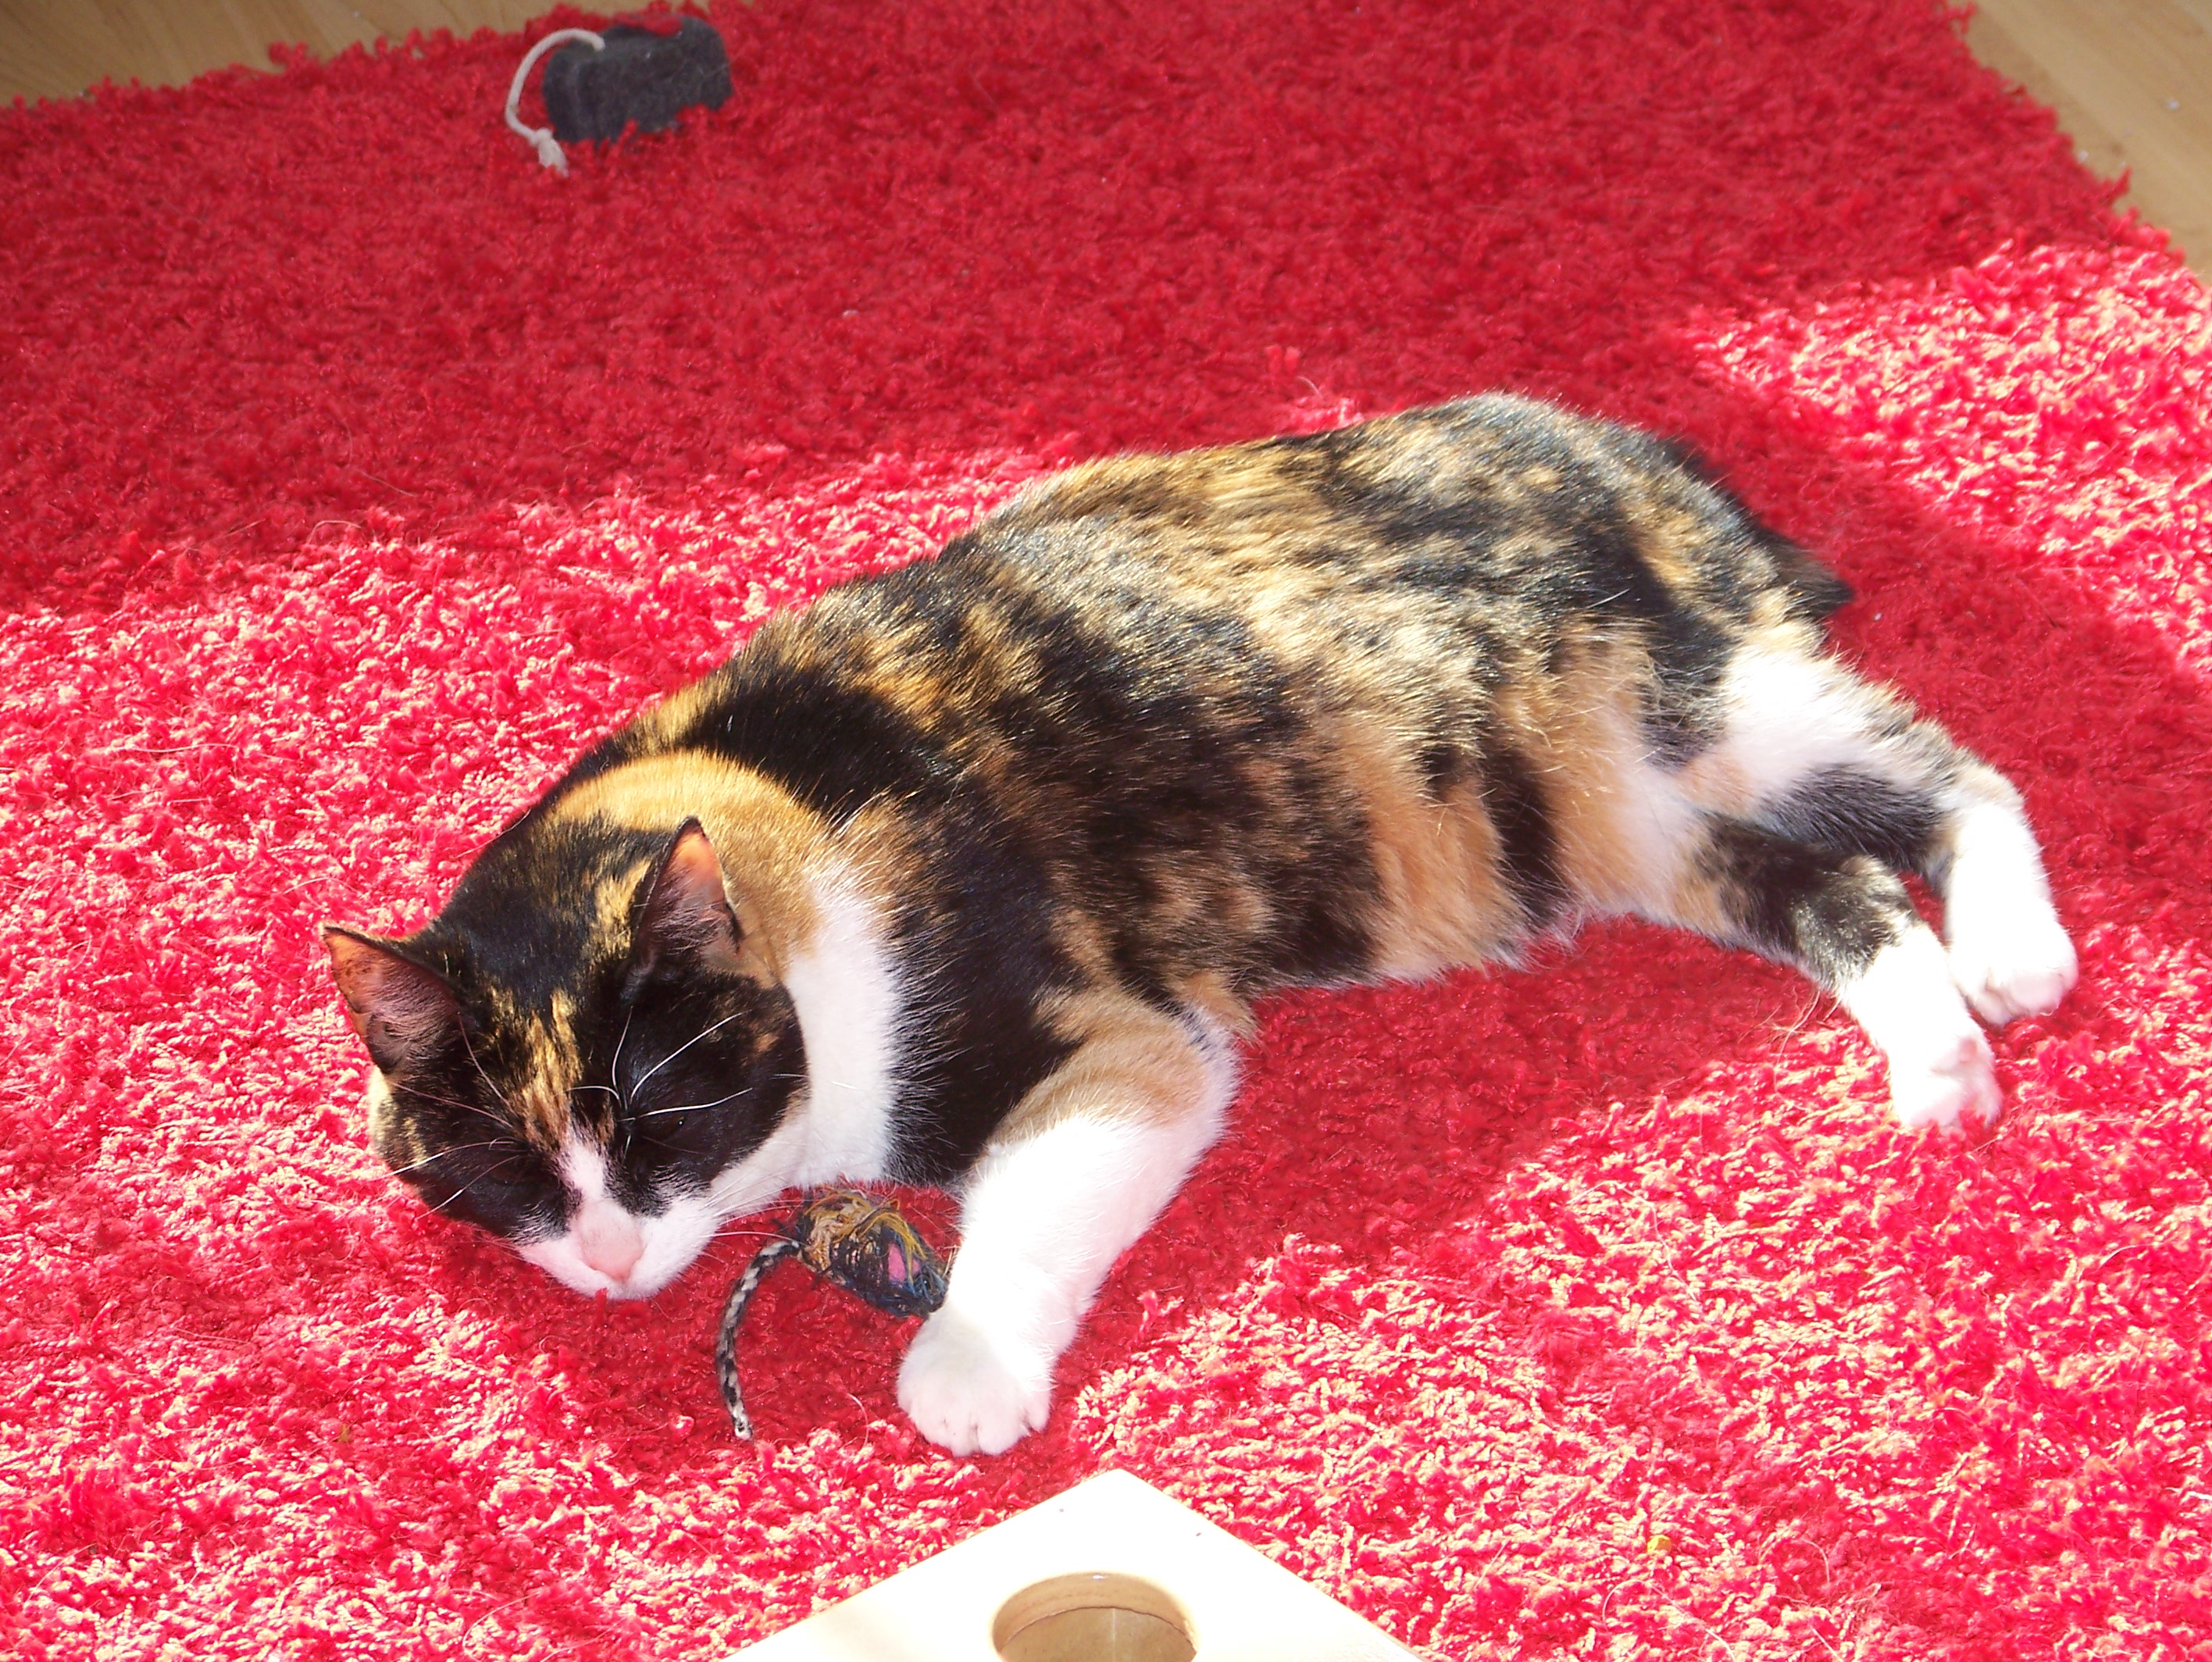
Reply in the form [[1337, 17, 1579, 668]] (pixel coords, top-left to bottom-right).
[[5, 1, 2210, 1656]]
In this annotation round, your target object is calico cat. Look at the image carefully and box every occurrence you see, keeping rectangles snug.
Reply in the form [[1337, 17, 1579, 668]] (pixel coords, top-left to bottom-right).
[[324, 394, 2076, 1455]]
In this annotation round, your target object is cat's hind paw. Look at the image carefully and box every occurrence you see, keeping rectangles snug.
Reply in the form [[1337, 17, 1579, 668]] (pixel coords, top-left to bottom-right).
[[897, 1307, 1053, 1457], [1887, 1022, 2000, 1136], [1842, 928, 2003, 1136], [1942, 804, 2078, 1026], [1948, 904, 2078, 1028]]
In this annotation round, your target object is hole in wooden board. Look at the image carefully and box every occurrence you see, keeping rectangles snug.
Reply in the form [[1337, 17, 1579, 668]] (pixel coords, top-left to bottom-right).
[[992, 1571, 1197, 1662]]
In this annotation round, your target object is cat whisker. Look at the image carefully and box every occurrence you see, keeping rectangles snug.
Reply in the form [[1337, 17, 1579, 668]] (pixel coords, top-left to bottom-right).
[[398, 1085, 515, 1130], [635, 1088, 747, 1120], [458, 1029, 515, 1116], [387, 1139, 510, 1177], [628, 1010, 750, 1095], [426, 1157, 519, 1214], [608, 1007, 635, 1115]]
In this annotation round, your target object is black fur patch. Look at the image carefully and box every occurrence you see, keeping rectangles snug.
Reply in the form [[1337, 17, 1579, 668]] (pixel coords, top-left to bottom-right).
[[1699, 820, 1914, 988], [1764, 766, 1943, 876], [599, 968, 807, 1215], [1475, 742, 1568, 929], [387, 1079, 565, 1239]]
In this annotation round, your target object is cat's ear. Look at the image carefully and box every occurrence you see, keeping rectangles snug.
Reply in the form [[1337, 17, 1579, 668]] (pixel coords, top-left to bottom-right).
[[629, 821, 746, 982], [322, 926, 461, 1074]]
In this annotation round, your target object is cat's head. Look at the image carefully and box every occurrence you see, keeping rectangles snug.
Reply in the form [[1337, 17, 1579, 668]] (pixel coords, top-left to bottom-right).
[[323, 819, 805, 1300]]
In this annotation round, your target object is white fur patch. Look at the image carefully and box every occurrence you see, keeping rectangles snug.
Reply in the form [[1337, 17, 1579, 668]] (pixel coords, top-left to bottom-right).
[[897, 1021, 1236, 1456], [706, 874, 904, 1222], [519, 1135, 720, 1300], [1611, 761, 1700, 904], [1566, 702, 1701, 918], [1707, 648, 1909, 809], [1836, 926, 1999, 1133], [780, 878, 905, 1183], [1943, 801, 2077, 1025]]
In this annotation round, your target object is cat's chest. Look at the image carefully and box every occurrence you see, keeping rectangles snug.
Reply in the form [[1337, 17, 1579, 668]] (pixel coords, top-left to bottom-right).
[[705, 869, 907, 1211]]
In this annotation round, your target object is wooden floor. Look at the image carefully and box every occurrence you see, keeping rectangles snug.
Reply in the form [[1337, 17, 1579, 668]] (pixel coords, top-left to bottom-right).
[[1968, 0, 2212, 265], [0, 0, 554, 103], [2, 0, 2209, 269]]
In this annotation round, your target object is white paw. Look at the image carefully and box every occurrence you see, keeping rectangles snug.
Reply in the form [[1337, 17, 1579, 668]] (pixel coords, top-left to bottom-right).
[[1839, 928, 2003, 1135], [1948, 905, 2078, 1027], [1887, 1022, 2000, 1135], [897, 1307, 1053, 1457], [1943, 804, 2077, 1026]]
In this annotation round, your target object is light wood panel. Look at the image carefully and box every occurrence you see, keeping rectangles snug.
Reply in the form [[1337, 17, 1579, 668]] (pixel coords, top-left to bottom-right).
[[734, 1471, 1419, 1662], [2, 0, 2209, 268], [1968, 0, 2212, 263], [0, 1, 556, 104]]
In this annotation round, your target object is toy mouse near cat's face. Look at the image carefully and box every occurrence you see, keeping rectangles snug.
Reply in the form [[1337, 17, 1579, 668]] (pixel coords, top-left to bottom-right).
[[326, 395, 2075, 1455]]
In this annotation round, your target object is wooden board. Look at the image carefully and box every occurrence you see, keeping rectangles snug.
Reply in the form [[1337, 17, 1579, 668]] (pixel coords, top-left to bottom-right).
[[0, 0, 556, 104], [730, 1470, 1420, 1662]]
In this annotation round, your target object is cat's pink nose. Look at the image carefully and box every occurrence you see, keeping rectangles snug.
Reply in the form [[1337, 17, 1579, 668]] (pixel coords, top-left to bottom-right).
[[576, 1208, 644, 1284]]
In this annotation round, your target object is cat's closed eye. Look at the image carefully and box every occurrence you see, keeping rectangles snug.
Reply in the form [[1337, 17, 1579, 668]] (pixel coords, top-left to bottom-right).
[[404, 1134, 560, 1236]]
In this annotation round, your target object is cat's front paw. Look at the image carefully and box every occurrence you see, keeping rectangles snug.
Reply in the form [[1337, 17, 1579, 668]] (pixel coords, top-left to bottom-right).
[[897, 1307, 1053, 1457]]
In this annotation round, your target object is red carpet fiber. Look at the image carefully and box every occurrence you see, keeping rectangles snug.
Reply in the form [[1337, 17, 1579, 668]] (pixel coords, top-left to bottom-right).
[[5, 1, 2210, 1655]]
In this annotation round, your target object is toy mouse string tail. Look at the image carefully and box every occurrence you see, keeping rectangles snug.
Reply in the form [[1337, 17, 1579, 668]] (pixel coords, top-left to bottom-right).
[[505, 29, 604, 174], [716, 1234, 798, 1438]]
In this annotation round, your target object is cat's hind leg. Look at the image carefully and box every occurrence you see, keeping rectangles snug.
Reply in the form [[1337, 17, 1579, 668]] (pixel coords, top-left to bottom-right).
[[1666, 820, 2000, 1132], [1693, 646, 2076, 1032], [896, 994, 1236, 1455]]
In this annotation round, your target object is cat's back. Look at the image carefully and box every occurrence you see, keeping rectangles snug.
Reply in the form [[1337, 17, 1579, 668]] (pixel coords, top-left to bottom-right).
[[626, 394, 1850, 818], [540, 394, 1861, 1015], [966, 394, 1846, 643]]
